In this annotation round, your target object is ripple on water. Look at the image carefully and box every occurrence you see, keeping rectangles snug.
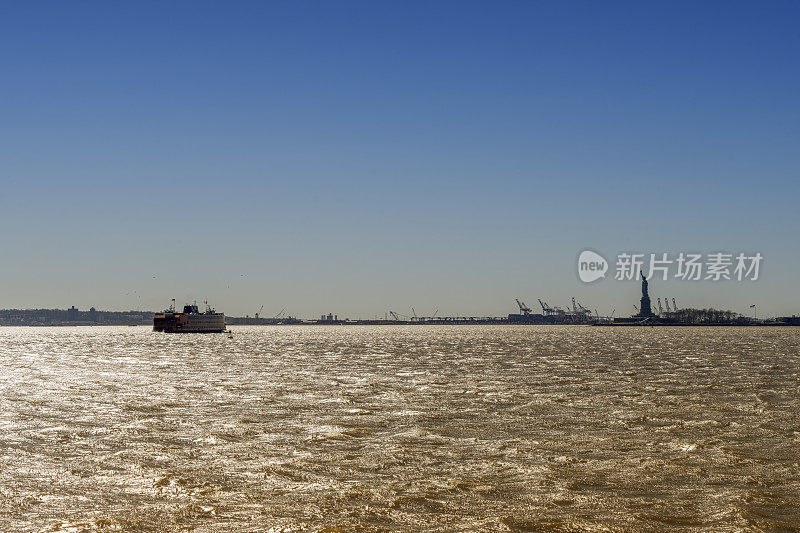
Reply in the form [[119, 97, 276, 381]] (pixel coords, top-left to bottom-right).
[[0, 325, 797, 531]]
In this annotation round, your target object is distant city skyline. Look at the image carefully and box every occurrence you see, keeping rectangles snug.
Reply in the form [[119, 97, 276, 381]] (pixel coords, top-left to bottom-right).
[[1, 1, 798, 317]]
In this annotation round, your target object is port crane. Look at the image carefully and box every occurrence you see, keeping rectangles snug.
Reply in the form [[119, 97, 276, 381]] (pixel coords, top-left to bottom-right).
[[409, 308, 441, 321], [516, 299, 533, 315], [255, 305, 264, 319], [539, 299, 565, 316], [572, 297, 591, 315], [537, 299, 558, 316]]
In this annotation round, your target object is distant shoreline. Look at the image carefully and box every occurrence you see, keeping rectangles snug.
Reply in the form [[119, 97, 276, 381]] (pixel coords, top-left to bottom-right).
[[0, 308, 797, 327], [2, 322, 798, 328]]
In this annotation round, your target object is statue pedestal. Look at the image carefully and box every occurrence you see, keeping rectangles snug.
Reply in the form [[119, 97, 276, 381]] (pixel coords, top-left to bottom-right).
[[636, 295, 655, 318]]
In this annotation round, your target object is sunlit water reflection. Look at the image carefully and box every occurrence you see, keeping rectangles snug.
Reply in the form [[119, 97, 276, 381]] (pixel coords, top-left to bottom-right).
[[1, 325, 798, 531]]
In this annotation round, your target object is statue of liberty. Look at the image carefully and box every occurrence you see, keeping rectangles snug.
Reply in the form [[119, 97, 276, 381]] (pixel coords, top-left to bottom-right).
[[638, 270, 654, 317]]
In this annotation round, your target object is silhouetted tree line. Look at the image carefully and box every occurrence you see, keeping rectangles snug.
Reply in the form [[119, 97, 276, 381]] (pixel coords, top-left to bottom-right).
[[663, 308, 744, 324], [0, 308, 153, 326]]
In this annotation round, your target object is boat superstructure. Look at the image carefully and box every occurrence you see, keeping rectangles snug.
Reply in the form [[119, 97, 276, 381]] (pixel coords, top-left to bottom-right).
[[153, 300, 226, 333]]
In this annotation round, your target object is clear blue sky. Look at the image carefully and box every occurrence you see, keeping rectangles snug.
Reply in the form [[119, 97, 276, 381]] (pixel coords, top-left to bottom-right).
[[1, 1, 798, 317]]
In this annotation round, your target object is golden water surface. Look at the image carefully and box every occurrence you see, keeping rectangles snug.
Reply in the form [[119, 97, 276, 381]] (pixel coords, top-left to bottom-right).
[[1, 325, 798, 531]]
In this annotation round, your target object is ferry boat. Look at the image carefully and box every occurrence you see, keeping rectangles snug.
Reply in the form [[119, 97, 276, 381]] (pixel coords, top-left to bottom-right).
[[153, 300, 226, 333]]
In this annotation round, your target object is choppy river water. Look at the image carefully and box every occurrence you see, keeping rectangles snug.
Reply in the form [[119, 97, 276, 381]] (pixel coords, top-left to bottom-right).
[[0, 325, 798, 531]]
